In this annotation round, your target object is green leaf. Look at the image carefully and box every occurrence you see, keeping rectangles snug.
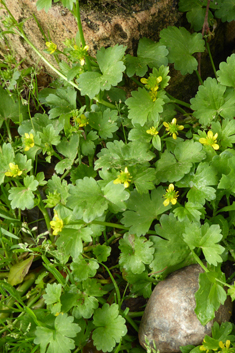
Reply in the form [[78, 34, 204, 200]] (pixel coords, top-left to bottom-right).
[[211, 118, 235, 150], [121, 186, 171, 236], [173, 202, 204, 222], [92, 303, 127, 352], [8, 176, 39, 210], [124, 271, 152, 298], [155, 140, 205, 184], [190, 78, 235, 126], [80, 131, 98, 156], [95, 141, 155, 170], [67, 177, 129, 222], [88, 107, 119, 139], [93, 244, 111, 262], [195, 269, 227, 325], [176, 162, 218, 205], [34, 313, 80, 353], [126, 88, 166, 126], [8, 256, 33, 286], [15, 153, 32, 175], [215, 0, 235, 22], [217, 54, 235, 88], [71, 256, 99, 282], [183, 223, 224, 266], [46, 174, 69, 206], [36, 0, 52, 12], [56, 226, 93, 260], [78, 45, 126, 99], [46, 87, 77, 119], [160, 26, 205, 75], [187, 7, 214, 32], [150, 214, 191, 276], [119, 233, 154, 274], [0, 86, 28, 128], [125, 38, 168, 77], [70, 164, 97, 183], [56, 134, 79, 160], [43, 283, 62, 305], [212, 151, 235, 193], [211, 321, 233, 341], [0, 143, 15, 184], [55, 134, 79, 174], [61, 0, 76, 10], [40, 125, 61, 148], [102, 181, 129, 213], [228, 284, 235, 301], [130, 165, 156, 194]]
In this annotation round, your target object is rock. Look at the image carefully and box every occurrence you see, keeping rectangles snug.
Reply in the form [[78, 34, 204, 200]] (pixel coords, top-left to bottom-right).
[[138, 264, 232, 353]]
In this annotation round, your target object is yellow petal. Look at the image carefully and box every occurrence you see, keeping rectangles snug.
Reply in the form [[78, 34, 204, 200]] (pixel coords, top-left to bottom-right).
[[199, 138, 207, 144], [207, 130, 213, 138], [163, 199, 169, 206], [168, 184, 174, 191], [212, 144, 219, 150], [173, 133, 177, 139]]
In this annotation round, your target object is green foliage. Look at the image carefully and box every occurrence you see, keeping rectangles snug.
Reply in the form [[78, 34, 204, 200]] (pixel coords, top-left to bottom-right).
[[2, 0, 235, 352], [34, 313, 80, 353], [160, 26, 205, 74], [92, 303, 128, 352], [78, 45, 126, 99]]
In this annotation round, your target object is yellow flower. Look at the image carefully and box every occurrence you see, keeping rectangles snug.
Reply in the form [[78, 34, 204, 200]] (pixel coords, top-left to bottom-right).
[[163, 184, 179, 206], [46, 41, 57, 54], [146, 127, 159, 136], [199, 130, 219, 150], [23, 133, 34, 151], [163, 118, 184, 139], [73, 44, 89, 65], [5, 163, 22, 178], [219, 341, 231, 352], [50, 211, 63, 236], [74, 113, 89, 127], [141, 76, 162, 102], [113, 167, 132, 188]]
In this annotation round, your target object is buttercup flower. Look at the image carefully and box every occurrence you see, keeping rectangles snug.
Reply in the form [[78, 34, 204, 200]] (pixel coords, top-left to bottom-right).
[[163, 184, 179, 206], [113, 167, 132, 188], [163, 118, 184, 139], [5, 163, 22, 178], [74, 113, 89, 127], [146, 126, 159, 136], [45, 41, 57, 54], [73, 44, 89, 65], [141, 76, 162, 102], [219, 341, 231, 353], [199, 130, 219, 150], [50, 210, 63, 236], [23, 133, 34, 151]]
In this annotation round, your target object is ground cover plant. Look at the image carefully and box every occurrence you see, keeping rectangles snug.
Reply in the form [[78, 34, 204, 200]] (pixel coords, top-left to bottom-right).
[[1, 0, 235, 352]]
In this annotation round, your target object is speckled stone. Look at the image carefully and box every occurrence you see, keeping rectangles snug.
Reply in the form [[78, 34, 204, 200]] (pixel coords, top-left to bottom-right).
[[139, 264, 232, 353]]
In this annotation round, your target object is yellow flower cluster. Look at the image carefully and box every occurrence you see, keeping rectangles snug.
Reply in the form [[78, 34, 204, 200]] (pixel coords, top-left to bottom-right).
[[199, 130, 219, 150], [5, 163, 22, 178], [163, 118, 184, 140], [146, 126, 159, 136], [163, 184, 179, 206], [141, 76, 162, 102], [46, 41, 57, 54], [23, 133, 34, 151], [113, 167, 132, 188], [50, 211, 63, 236]]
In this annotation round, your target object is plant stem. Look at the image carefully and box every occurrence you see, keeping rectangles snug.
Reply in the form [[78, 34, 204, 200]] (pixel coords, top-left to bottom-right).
[[191, 250, 209, 272], [206, 41, 217, 79], [195, 70, 204, 85], [166, 93, 191, 109], [35, 191, 51, 237]]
